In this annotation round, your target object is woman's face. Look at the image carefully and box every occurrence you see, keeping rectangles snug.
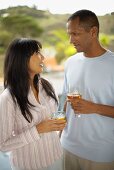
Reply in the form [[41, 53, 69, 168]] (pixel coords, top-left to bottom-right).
[[28, 50, 44, 78]]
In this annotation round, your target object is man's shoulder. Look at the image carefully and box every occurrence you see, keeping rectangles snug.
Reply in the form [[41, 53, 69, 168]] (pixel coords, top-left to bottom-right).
[[106, 50, 114, 55], [106, 50, 114, 61], [66, 52, 83, 63]]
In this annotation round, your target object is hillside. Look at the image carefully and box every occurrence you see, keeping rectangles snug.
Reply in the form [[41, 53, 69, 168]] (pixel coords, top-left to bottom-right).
[[0, 6, 69, 34], [0, 6, 114, 34]]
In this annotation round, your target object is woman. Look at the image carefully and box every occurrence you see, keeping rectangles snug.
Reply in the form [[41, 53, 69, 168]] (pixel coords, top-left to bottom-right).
[[0, 38, 66, 170]]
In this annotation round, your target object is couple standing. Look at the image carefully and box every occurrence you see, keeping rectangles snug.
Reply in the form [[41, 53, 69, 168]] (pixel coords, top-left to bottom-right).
[[0, 9, 114, 170]]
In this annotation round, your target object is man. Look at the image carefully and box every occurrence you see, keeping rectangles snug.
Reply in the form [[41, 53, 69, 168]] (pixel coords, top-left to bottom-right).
[[60, 9, 114, 170]]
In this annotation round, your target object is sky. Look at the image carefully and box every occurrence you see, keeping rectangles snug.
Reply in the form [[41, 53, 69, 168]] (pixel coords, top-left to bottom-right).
[[0, 0, 114, 16]]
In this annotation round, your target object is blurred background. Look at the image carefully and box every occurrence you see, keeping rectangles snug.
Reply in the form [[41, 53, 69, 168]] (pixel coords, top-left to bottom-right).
[[0, 0, 114, 169]]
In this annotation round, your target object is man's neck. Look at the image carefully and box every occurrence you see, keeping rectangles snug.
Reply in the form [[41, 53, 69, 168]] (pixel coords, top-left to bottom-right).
[[84, 42, 107, 58]]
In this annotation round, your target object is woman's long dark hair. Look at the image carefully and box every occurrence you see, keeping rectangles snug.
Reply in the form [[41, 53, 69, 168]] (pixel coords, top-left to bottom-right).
[[4, 38, 58, 123]]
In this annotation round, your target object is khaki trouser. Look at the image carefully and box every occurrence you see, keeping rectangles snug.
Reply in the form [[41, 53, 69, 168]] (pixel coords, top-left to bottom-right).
[[63, 149, 114, 170]]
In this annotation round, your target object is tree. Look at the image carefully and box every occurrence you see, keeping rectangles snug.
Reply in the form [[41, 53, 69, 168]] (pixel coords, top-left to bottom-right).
[[0, 30, 12, 52], [1, 15, 43, 37]]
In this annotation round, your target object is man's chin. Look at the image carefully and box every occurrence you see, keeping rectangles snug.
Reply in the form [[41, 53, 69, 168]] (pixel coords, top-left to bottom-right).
[[75, 48, 82, 53]]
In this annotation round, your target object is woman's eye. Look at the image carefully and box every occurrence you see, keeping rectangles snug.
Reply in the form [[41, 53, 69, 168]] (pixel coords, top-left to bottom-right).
[[36, 51, 40, 55]]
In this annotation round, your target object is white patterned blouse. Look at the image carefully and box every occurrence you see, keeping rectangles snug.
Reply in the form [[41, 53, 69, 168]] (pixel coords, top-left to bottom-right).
[[0, 81, 62, 170]]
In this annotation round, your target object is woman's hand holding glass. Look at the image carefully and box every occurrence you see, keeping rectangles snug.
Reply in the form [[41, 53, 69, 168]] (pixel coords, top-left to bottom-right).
[[36, 117, 66, 134]]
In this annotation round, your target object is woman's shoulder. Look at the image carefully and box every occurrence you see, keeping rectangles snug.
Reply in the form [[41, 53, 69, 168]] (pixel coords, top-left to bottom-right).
[[39, 77, 54, 90], [0, 88, 13, 104]]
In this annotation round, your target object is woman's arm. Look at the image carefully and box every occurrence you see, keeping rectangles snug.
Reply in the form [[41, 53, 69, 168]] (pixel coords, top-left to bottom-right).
[[0, 95, 41, 152]]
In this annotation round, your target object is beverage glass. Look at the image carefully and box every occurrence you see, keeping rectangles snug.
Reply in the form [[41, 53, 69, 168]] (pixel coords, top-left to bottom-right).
[[51, 110, 66, 120], [67, 92, 82, 99], [67, 91, 82, 117]]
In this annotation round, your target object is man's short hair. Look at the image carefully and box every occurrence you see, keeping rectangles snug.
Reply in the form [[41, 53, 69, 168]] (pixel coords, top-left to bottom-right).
[[68, 9, 99, 33]]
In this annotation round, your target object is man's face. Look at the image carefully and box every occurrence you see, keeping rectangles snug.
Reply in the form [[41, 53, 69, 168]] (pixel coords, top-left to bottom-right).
[[67, 18, 93, 53]]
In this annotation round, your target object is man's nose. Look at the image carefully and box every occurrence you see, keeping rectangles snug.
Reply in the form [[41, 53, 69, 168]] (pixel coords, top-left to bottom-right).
[[69, 35, 75, 44]]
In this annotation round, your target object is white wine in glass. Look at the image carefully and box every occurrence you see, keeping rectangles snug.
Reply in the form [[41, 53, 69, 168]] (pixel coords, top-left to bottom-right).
[[51, 110, 66, 120], [67, 90, 82, 118]]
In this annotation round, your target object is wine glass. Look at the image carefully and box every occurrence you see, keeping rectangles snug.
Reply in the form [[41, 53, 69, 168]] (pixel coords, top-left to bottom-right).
[[67, 84, 81, 118]]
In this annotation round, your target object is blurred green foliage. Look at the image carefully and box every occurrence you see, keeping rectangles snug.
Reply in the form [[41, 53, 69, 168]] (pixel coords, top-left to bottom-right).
[[1, 15, 43, 37], [51, 29, 76, 63], [0, 14, 43, 51], [0, 54, 4, 77], [99, 33, 111, 47]]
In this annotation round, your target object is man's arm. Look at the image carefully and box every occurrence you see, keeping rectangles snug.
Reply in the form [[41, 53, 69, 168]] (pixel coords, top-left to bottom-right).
[[94, 103, 114, 118], [70, 98, 114, 118]]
